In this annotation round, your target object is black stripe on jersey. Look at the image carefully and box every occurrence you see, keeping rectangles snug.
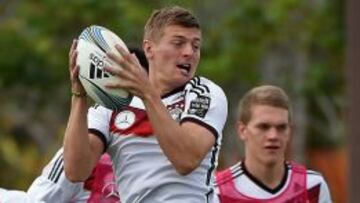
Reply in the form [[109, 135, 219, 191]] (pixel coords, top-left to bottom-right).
[[180, 117, 218, 139], [54, 166, 64, 183], [189, 79, 205, 94], [194, 76, 210, 93], [48, 154, 64, 183], [205, 188, 214, 203], [188, 77, 210, 95], [89, 128, 108, 152], [215, 163, 244, 187], [189, 89, 202, 97], [227, 171, 245, 184], [188, 82, 205, 96], [231, 163, 244, 179], [47, 152, 62, 180], [206, 139, 218, 185]]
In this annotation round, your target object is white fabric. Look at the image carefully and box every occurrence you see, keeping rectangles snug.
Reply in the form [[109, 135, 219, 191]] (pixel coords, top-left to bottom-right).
[[88, 76, 228, 203], [0, 188, 42, 203], [27, 148, 90, 203]]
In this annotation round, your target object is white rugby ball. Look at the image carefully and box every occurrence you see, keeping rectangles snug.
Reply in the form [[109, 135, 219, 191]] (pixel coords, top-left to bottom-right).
[[76, 25, 132, 110]]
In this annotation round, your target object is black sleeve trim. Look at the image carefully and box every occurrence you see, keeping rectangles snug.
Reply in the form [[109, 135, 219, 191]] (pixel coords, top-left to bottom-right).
[[89, 128, 108, 153], [48, 154, 64, 183], [180, 117, 218, 139]]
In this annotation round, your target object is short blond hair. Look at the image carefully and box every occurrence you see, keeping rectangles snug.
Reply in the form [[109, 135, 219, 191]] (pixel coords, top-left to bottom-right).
[[144, 6, 200, 41], [237, 85, 292, 124]]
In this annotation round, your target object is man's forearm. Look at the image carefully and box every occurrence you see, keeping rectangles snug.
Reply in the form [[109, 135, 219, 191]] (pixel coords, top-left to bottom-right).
[[63, 97, 94, 181], [143, 94, 213, 175]]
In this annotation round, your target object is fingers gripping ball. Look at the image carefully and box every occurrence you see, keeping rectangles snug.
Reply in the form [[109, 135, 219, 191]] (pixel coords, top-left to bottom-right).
[[76, 25, 132, 110]]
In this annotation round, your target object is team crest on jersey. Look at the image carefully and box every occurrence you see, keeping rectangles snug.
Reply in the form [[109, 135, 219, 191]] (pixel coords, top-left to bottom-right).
[[114, 110, 136, 130], [167, 100, 185, 121], [188, 95, 211, 118], [169, 108, 182, 121]]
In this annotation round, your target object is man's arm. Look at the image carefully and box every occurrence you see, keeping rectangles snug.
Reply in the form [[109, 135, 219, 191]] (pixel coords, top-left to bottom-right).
[[63, 96, 104, 182], [63, 39, 104, 182], [143, 93, 216, 175]]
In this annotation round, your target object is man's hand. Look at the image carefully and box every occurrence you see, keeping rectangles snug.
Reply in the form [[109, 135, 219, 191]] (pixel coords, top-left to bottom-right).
[[69, 39, 86, 94], [104, 44, 155, 99]]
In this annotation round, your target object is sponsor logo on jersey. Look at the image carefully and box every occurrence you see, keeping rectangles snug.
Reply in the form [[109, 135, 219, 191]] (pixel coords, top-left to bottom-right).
[[114, 110, 136, 130], [188, 95, 211, 118]]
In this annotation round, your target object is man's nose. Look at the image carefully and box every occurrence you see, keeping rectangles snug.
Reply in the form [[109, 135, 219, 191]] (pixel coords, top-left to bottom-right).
[[267, 128, 280, 140], [182, 43, 195, 56]]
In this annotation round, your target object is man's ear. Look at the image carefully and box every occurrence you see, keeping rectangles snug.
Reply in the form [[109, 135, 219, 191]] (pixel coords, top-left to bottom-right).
[[143, 40, 153, 59], [237, 121, 247, 141]]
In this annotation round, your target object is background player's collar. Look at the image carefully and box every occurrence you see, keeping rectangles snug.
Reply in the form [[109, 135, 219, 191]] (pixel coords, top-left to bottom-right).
[[241, 161, 289, 194]]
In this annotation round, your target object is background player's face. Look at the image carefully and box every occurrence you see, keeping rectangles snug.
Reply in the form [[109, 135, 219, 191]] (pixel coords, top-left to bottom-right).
[[238, 104, 291, 166], [144, 24, 201, 90]]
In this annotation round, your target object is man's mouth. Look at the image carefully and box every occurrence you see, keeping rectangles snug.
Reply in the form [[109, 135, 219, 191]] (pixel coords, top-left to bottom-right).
[[177, 63, 191, 75], [264, 146, 280, 150]]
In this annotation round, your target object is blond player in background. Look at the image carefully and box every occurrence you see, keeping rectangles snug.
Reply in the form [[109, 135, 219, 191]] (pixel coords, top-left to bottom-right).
[[215, 85, 332, 203]]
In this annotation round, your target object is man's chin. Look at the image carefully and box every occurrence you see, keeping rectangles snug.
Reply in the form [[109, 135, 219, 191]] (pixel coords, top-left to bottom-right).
[[175, 75, 192, 85], [263, 157, 283, 167]]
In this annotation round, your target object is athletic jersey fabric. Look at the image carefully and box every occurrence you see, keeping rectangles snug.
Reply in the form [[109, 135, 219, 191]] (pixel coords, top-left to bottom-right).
[[26, 148, 120, 203], [0, 188, 43, 203], [27, 148, 90, 203], [85, 154, 120, 203], [214, 161, 332, 203], [88, 76, 228, 203]]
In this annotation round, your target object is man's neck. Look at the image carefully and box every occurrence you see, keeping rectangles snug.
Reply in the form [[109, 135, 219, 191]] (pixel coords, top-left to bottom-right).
[[244, 158, 286, 189], [148, 72, 185, 97], [148, 71, 170, 96]]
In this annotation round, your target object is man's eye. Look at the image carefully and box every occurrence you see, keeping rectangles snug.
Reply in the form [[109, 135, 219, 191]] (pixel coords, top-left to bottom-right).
[[258, 123, 270, 130], [172, 41, 183, 46], [193, 43, 200, 51], [277, 124, 288, 131]]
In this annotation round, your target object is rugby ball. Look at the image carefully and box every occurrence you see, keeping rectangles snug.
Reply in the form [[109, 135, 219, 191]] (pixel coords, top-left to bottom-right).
[[76, 25, 132, 110]]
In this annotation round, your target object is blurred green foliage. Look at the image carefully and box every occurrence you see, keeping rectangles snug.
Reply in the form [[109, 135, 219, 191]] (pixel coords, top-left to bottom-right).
[[0, 0, 344, 189]]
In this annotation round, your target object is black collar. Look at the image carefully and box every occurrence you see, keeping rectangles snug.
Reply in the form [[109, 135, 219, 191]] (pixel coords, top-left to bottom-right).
[[241, 161, 289, 194], [161, 84, 186, 99]]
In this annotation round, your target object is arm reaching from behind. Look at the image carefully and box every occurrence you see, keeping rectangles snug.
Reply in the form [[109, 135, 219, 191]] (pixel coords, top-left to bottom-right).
[[63, 39, 103, 182]]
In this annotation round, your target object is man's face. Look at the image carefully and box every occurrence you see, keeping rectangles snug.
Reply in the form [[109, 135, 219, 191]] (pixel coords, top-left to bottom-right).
[[144, 24, 201, 90], [238, 104, 291, 166]]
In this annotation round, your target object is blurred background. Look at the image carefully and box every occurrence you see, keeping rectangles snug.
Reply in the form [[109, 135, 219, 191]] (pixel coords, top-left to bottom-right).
[[0, 0, 347, 202]]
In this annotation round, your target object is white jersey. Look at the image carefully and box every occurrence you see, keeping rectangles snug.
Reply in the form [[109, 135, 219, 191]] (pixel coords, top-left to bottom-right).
[[0, 188, 43, 203], [88, 76, 228, 203], [27, 148, 90, 203], [214, 161, 332, 203]]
